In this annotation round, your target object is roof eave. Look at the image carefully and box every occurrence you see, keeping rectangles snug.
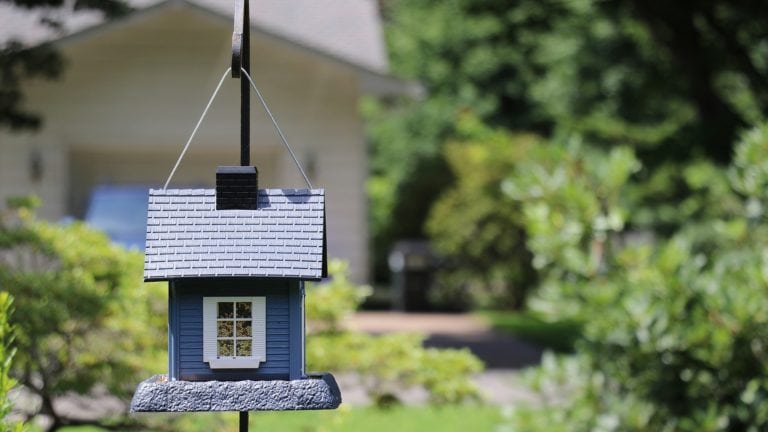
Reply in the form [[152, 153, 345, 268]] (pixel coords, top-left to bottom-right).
[[45, 0, 419, 96], [144, 274, 325, 283], [358, 70, 425, 98]]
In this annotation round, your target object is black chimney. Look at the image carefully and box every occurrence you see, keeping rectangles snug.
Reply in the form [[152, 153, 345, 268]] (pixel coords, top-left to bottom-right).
[[216, 166, 258, 210]]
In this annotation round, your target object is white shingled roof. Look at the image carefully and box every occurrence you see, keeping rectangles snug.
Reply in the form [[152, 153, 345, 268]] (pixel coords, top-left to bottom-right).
[[0, 0, 388, 73], [143, 188, 327, 281]]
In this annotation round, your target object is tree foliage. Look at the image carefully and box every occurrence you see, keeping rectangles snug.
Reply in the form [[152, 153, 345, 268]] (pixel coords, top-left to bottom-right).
[[369, 0, 768, 281], [426, 114, 641, 308], [0, 198, 165, 431], [425, 115, 540, 308], [503, 122, 768, 430], [0, 0, 128, 130]]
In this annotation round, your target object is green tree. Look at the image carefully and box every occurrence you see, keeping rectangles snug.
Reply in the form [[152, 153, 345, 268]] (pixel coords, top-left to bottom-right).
[[0, 0, 128, 130], [0, 198, 165, 431], [425, 115, 540, 308], [426, 115, 639, 308], [369, 0, 768, 282], [367, 0, 550, 279]]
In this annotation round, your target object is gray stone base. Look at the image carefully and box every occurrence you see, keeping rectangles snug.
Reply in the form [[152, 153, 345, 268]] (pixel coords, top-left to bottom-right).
[[130, 373, 341, 412]]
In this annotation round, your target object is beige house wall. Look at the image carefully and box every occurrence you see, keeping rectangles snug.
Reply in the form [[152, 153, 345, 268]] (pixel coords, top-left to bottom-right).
[[0, 5, 370, 282], [0, 130, 69, 219]]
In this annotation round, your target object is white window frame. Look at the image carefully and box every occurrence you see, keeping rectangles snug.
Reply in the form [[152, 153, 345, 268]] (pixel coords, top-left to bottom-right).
[[203, 296, 266, 369]]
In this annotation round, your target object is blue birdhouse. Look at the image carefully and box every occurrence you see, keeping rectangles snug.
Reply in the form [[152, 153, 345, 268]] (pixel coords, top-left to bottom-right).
[[131, 166, 339, 415], [143, 166, 326, 382]]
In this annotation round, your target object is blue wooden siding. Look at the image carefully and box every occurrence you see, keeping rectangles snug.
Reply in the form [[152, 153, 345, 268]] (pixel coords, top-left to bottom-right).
[[169, 278, 300, 381], [288, 281, 305, 380], [169, 283, 179, 380]]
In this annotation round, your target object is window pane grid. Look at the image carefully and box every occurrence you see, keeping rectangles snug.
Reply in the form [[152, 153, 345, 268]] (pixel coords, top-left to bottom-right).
[[215, 301, 253, 358]]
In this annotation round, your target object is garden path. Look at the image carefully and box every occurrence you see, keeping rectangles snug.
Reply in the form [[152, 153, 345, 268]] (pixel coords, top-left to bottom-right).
[[339, 312, 544, 405], [344, 312, 544, 369]]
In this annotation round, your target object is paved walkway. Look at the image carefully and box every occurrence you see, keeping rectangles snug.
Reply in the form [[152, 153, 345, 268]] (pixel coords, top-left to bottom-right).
[[344, 312, 544, 369], [338, 312, 545, 405]]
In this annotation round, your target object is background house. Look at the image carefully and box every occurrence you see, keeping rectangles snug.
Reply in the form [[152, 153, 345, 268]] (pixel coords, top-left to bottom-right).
[[0, 0, 416, 282]]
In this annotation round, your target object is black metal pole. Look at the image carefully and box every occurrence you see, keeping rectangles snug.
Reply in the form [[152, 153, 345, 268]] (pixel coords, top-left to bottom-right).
[[239, 411, 248, 432], [236, 5, 250, 431], [240, 0, 250, 167]]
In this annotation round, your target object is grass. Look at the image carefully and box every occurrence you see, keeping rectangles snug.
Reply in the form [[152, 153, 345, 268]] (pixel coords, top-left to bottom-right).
[[57, 405, 503, 432], [479, 310, 582, 353]]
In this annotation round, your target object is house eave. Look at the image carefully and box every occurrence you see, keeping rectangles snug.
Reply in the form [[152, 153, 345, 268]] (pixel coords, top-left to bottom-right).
[[31, 0, 420, 97], [359, 70, 425, 98]]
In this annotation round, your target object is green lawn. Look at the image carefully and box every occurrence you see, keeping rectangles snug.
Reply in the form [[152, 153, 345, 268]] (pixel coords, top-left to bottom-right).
[[479, 310, 582, 353], [58, 405, 502, 432]]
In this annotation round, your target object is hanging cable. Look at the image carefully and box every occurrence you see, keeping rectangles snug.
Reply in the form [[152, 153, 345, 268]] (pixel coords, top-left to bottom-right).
[[240, 68, 313, 189], [163, 68, 231, 190], [163, 66, 314, 190]]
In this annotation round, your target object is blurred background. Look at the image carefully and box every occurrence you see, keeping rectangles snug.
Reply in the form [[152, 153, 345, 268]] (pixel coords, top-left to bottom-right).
[[1, 0, 768, 430]]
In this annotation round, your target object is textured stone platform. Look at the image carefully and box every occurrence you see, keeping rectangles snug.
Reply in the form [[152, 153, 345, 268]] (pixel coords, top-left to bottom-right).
[[130, 373, 341, 412]]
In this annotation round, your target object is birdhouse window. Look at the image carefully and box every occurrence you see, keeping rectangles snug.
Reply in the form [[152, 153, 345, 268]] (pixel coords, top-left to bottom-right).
[[203, 296, 266, 369]]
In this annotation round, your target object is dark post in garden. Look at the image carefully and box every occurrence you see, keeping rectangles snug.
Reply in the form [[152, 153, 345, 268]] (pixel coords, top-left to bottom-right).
[[129, 0, 342, 430]]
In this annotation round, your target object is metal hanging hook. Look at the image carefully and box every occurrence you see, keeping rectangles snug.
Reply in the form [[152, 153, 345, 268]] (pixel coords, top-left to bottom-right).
[[231, 0, 248, 79]]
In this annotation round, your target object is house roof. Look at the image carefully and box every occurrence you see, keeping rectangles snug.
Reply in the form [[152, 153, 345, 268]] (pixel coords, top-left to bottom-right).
[[0, 0, 403, 81], [143, 188, 326, 281]]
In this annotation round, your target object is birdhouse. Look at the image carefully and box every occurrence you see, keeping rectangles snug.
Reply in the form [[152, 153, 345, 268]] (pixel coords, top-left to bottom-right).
[[131, 166, 340, 413], [144, 166, 326, 382]]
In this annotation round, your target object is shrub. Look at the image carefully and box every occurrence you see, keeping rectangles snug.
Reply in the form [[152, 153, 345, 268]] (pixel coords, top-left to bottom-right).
[[306, 260, 483, 406], [503, 122, 768, 431], [426, 115, 542, 309], [305, 260, 372, 332], [0, 292, 24, 432], [0, 198, 165, 431], [427, 116, 640, 309]]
